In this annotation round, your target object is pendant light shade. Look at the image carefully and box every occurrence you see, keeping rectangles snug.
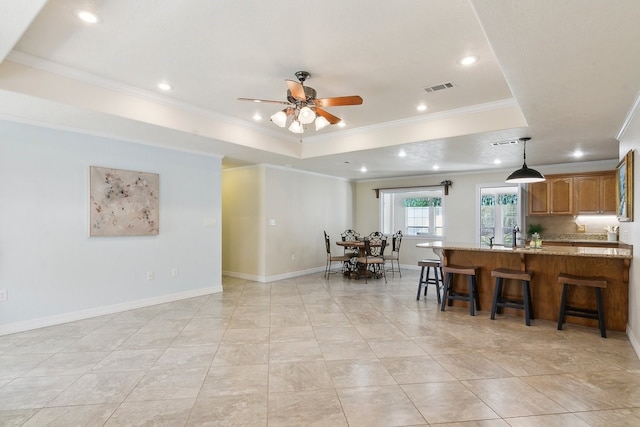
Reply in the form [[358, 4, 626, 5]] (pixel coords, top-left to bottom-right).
[[505, 137, 546, 183]]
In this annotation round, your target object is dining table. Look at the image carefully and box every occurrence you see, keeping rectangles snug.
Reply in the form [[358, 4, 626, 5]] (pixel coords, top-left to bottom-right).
[[335, 239, 367, 256], [335, 239, 383, 279]]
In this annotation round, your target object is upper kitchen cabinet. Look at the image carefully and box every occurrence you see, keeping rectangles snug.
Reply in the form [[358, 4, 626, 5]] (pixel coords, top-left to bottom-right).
[[574, 171, 616, 214], [528, 176, 574, 215]]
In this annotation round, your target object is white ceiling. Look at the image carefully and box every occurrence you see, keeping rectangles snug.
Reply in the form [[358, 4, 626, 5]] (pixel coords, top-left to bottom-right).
[[1, 0, 639, 179]]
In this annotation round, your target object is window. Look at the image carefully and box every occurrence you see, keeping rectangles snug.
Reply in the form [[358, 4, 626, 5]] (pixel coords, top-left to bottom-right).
[[380, 188, 444, 237]]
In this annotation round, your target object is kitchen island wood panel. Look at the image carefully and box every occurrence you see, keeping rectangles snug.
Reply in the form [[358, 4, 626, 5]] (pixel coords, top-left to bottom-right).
[[416, 242, 632, 331]]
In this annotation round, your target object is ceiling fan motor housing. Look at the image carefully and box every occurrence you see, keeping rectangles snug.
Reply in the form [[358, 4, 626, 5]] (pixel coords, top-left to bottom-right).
[[287, 86, 317, 104]]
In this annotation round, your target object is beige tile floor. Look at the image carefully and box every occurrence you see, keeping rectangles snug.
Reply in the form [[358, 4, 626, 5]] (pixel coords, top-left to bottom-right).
[[1, 269, 640, 426]]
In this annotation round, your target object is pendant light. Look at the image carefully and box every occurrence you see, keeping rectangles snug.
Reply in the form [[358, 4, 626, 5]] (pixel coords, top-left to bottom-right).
[[505, 137, 546, 183]]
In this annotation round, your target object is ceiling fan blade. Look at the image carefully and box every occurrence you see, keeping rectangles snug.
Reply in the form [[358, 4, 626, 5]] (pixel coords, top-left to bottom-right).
[[315, 108, 341, 124], [286, 79, 306, 101], [315, 95, 363, 107], [237, 97, 291, 105]]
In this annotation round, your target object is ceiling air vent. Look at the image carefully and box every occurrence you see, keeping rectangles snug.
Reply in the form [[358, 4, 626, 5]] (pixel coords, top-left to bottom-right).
[[423, 82, 454, 93], [491, 140, 520, 146]]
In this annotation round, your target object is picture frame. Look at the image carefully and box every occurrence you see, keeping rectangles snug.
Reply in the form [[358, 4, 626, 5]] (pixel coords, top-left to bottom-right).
[[616, 149, 634, 222], [89, 166, 160, 236]]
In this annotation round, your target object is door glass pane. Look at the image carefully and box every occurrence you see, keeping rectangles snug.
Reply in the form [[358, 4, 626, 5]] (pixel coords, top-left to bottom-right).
[[479, 186, 519, 245]]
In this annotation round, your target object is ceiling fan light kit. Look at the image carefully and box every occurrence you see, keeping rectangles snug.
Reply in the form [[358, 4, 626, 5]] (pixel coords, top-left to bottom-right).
[[315, 115, 330, 131], [288, 120, 304, 134], [271, 110, 288, 128], [240, 71, 363, 134], [298, 106, 315, 124], [505, 137, 546, 183]]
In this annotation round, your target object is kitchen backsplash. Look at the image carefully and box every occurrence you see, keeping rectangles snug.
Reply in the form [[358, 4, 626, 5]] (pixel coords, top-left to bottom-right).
[[543, 233, 609, 241], [525, 215, 619, 240]]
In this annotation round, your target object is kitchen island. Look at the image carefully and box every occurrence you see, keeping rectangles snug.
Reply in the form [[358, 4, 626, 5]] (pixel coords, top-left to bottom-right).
[[416, 241, 632, 331]]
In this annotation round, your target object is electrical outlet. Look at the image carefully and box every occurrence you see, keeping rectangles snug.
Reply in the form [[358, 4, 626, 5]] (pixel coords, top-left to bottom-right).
[[147, 271, 154, 280], [0, 289, 7, 301], [171, 268, 178, 277], [291, 254, 295, 260]]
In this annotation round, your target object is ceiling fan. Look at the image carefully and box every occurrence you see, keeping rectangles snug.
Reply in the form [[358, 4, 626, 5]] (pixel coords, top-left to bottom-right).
[[238, 71, 363, 134]]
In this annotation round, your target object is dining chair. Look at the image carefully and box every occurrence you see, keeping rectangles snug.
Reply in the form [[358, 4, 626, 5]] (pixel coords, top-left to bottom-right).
[[356, 236, 387, 283], [324, 231, 352, 279], [384, 230, 403, 277], [367, 231, 384, 241], [340, 229, 360, 257]]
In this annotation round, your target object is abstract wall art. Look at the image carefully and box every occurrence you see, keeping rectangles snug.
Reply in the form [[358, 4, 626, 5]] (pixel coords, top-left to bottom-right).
[[616, 149, 634, 222], [89, 166, 159, 236]]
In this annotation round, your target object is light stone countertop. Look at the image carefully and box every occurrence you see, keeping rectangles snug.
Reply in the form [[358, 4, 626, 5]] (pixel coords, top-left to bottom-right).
[[415, 241, 633, 259]]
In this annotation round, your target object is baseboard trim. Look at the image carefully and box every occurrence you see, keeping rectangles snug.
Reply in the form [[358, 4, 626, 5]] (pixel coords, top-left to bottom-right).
[[0, 285, 222, 336], [223, 267, 325, 283], [627, 323, 640, 360], [224, 263, 424, 282]]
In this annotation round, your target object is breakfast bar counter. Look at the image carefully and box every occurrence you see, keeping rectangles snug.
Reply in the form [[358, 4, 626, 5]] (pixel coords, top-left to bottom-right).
[[416, 241, 632, 331]]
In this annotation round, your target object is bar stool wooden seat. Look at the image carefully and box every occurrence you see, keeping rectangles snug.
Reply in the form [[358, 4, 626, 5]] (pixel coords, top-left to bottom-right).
[[440, 265, 480, 316], [557, 273, 607, 338], [416, 259, 443, 303], [490, 268, 534, 326]]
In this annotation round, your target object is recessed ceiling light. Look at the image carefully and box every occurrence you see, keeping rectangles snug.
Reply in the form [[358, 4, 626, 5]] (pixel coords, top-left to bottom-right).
[[459, 55, 478, 66], [494, 159, 502, 165], [398, 150, 407, 158], [252, 113, 262, 121], [338, 121, 346, 128], [157, 82, 172, 91], [432, 165, 440, 170], [74, 10, 101, 24], [573, 149, 584, 158], [360, 166, 367, 173], [417, 104, 427, 112]]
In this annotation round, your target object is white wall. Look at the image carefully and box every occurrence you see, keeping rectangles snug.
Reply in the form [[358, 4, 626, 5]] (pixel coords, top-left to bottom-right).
[[0, 120, 222, 334], [221, 165, 265, 277], [222, 165, 355, 282], [618, 99, 640, 356]]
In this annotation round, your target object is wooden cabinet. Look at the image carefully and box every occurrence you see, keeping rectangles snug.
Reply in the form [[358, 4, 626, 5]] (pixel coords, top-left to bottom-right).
[[528, 181, 549, 215], [528, 177, 574, 215], [574, 172, 616, 214]]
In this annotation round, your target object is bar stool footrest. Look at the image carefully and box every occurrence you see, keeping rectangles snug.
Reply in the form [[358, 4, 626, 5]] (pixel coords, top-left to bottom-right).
[[495, 299, 526, 310], [563, 306, 599, 320]]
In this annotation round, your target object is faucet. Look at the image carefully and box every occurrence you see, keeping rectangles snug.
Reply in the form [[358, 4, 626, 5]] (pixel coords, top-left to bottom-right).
[[489, 236, 495, 247], [512, 226, 520, 248]]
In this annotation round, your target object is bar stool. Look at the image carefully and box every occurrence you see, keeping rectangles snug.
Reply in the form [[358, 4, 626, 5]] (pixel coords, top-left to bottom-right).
[[557, 273, 607, 338], [490, 268, 533, 326], [440, 265, 480, 316], [416, 259, 443, 303]]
